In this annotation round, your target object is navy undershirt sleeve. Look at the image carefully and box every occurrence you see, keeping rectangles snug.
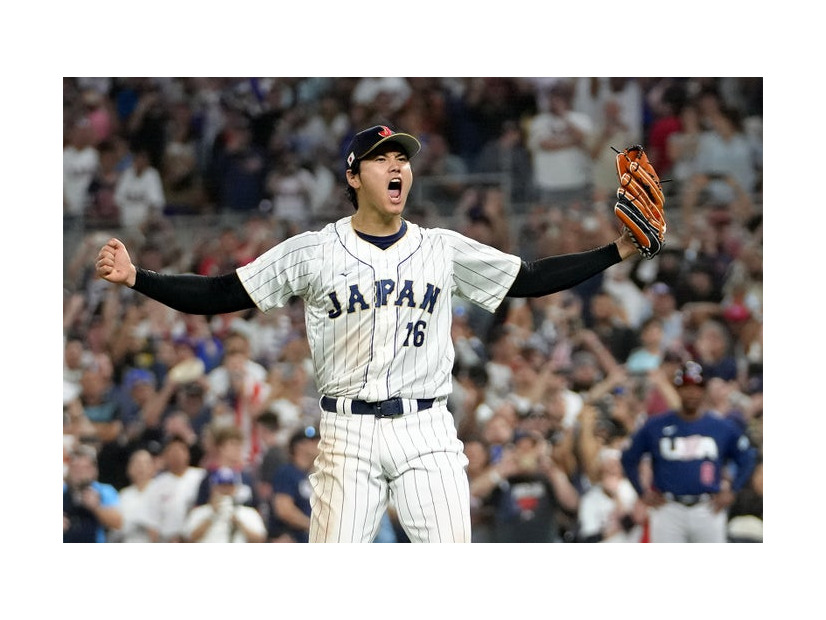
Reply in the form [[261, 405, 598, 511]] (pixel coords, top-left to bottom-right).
[[506, 243, 622, 298], [130, 239, 619, 312], [132, 268, 256, 315]]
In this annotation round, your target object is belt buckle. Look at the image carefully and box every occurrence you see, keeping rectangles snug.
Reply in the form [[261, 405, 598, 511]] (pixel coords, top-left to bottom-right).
[[376, 398, 403, 417]]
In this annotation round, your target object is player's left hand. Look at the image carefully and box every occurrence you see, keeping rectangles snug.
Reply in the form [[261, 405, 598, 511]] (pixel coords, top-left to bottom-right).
[[711, 488, 735, 513], [613, 145, 666, 259]]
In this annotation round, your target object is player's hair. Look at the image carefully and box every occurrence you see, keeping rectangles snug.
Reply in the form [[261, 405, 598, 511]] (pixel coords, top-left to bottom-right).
[[345, 159, 361, 210]]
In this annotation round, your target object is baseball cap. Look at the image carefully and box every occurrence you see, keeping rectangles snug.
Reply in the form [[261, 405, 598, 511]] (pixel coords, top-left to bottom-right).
[[345, 125, 421, 170], [722, 303, 751, 323], [288, 425, 319, 453], [124, 368, 155, 391], [210, 466, 237, 486], [673, 360, 705, 387]]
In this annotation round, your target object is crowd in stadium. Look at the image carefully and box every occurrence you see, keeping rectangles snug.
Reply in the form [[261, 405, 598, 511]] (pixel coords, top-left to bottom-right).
[[63, 77, 763, 543]]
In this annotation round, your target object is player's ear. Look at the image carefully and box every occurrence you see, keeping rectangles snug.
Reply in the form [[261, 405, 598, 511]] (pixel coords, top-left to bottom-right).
[[346, 169, 361, 190]]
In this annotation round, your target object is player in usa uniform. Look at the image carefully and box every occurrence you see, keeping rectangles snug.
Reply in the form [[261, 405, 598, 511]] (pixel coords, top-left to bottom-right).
[[96, 124, 643, 542], [621, 361, 757, 542]]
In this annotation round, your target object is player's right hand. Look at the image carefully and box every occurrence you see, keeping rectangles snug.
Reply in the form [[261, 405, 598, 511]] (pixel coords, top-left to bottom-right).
[[95, 238, 137, 287], [640, 489, 666, 508]]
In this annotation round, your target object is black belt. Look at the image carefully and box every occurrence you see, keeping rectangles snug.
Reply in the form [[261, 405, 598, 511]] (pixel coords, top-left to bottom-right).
[[665, 493, 711, 507], [320, 396, 435, 417]]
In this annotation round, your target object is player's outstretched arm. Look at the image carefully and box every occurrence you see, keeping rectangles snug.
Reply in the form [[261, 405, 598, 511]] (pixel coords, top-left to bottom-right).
[[96, 238, 137, 287], [507, 231, 637, 299], [93, 237, 256, 316]]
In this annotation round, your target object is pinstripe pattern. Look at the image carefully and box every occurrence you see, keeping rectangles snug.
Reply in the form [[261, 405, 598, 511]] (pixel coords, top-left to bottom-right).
[[309, 401, 470, 543], [238, 216, 519, 542]]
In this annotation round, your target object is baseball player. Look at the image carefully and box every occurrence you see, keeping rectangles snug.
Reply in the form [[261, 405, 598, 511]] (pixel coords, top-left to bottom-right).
[[96, 124, 644, 543], [620, 360, 757, 542]]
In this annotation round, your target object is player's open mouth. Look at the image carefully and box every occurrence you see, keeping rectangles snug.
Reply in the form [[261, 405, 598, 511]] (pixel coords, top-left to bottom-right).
[[388, 178, 402, 201]]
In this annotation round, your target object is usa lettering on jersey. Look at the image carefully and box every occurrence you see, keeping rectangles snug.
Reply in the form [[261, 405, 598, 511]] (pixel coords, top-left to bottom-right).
[[658, 435, 720, 461]]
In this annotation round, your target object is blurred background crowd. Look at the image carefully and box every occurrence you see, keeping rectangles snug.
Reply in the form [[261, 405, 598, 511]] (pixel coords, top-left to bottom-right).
[[62, 76, 762, 543]]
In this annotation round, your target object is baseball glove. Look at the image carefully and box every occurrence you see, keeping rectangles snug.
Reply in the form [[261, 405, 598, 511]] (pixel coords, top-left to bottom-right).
[[614, 145, 666, 259]]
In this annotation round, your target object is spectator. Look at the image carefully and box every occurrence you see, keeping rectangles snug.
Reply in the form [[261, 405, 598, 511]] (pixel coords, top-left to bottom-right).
[[601, 260, 649, 331], [85, 138, 122, 228], [265, 149, 316, 235], [63, 118, 99, 225], [113, 448, 159, 543], [269, 426, 320, 542], [487, 429, 579, 543], [208, 117, 268, 212], [183, 467, 267, 543], [206, 331, 270, 464], [161, 100, 206, 215], [80, 87, 116, 146], [170, 381, 214, 445], [625, 317, 666, 376], [641, 350, 684, 417], [705, 377, 750, 429], [77, 362, 131, 491], [690, 319, 739, 383], [643, 282, 686, 353], [464, 78, 533, 156], [679, 105, 758, 226], [252, 410, 288, 529], [576, 447, 643, 543], [472, 119, 533, 206], [117, 367, 158, 442], [351, 77, 412, 114], [666, 101, 703, 206], [63, 445, 123, 543], [584, 290, 639, 365], [414, 132, 469, 209], [262, 359, 319, 453], [114, 143, 165, 230], [572, 77, 643, 146], [162, 409, 207, 468], [526, 80, 594, 210], [675, 262, 724, 314], [64, 334, 93, 400], [194, 227, 252, 278], [464, 437, 497, 543], [645, 80, 687, 184], [123, 80, 168, 170], [588, 97, 636, 205], [146, 435, 206, 542], [195, 424, 258, 510], [295, 93, 349, 157]]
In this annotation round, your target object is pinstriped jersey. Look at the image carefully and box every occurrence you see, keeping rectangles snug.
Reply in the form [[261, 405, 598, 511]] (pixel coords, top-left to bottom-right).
[[236, 216, 521, 401]]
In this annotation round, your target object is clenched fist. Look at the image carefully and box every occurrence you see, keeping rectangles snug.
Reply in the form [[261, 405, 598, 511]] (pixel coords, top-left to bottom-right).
[[95, 238, 137, 287]]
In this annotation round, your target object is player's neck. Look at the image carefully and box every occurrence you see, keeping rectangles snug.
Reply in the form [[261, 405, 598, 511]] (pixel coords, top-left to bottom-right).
[[351, 210, 404, 237], [677, 408, 702, 421]]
